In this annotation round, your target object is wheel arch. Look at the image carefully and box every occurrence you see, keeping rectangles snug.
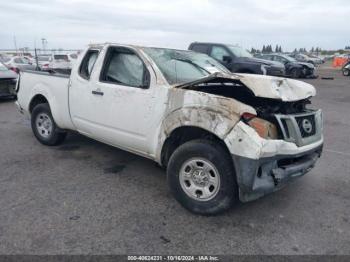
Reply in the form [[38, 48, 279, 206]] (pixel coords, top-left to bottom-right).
[[160, 126, 233, 168], [29, 94, 49, 113]]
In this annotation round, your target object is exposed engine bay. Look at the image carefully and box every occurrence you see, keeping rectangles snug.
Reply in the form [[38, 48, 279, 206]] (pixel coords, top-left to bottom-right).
[[181, 78, 316, 140]]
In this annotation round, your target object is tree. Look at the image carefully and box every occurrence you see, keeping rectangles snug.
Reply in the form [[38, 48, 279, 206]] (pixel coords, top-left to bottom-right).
[[275, 45, 279, 53], [262, 45, 266, 53], [311, 47, 314, 53], [268, 45, 272, 53]]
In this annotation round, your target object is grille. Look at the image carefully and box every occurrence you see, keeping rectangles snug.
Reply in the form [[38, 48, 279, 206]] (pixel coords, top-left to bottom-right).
[[295, 115, 316, 137], [275, 110, 322, 147], [0, 79, 16, 94]]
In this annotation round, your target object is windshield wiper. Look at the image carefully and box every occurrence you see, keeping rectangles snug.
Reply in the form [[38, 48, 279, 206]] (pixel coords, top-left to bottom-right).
[[173, 58, 211, 74]]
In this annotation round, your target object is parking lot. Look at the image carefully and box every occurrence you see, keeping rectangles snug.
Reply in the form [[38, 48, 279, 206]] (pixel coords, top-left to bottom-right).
[[0, 64, 349, 255]]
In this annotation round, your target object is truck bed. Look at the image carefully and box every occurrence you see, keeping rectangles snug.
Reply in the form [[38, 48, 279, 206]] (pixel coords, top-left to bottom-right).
[[17, 70, 75, 130]]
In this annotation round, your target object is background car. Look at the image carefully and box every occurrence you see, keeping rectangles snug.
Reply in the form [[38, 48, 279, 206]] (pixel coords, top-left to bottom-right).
[[47, 54, 72, 74], [35, 55, 51, 71], [308, 54, 325, 64], [342, 61, 350, 76], [3, 56, 36, 73], [0, 62, 17, 99], [188, 42, 286, 77], [291, 53, 321, 65], [256, 53, 316, 78]]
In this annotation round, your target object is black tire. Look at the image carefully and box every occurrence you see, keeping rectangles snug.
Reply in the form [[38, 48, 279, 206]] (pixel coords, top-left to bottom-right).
[[343, 69, 350, 76], [290, 68, 301, 78], [167, 139, 238, 215], [31, 103, 67, 146]]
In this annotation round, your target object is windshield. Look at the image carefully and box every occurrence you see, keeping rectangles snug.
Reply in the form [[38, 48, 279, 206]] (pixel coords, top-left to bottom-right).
[[142, 47, 229, 85], [54, 55, 68, 61], [282, 55, 297, 62], [0, 62, 9, 71], [38, 56, 50, 62], [227, 45, 253, 58]]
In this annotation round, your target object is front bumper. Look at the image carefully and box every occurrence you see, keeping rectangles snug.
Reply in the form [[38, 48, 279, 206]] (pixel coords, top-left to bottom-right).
[[303, 67, 317, 78], [0, 79, 17, 98], [224, 112, 323, 202], [232, 144, 323, 202]]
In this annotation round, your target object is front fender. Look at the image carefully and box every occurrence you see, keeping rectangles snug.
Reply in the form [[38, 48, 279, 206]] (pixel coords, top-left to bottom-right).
[[156, 90, 256, 161]]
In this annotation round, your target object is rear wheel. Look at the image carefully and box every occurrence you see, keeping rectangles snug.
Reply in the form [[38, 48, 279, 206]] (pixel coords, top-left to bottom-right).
[[343, 69, 350, 76], [31, 103, 67, 146], [167, 139, 238, 215]]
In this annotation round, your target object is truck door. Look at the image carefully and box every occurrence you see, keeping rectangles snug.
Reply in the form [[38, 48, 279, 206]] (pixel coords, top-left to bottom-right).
[[74, 46, 157, 155], [69, 48, 101, 136]]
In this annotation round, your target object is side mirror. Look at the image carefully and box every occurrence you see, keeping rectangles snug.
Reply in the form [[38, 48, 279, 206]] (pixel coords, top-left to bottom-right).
[[222, 55, 232, 64]]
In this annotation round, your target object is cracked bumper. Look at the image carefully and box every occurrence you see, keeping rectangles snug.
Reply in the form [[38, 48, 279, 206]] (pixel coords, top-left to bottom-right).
[[224, 121, 323, 202], [232, 144, 323, 202]]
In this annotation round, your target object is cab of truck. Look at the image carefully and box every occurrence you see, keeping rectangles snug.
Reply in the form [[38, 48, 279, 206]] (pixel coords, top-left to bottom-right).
[[188, 42, 285, 77]]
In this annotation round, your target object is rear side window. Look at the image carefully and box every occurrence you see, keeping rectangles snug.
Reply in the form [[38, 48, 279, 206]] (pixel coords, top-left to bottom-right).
[[100, 47, 148, 88], [190, 44, 209, 54], [79, 50, 99, 79]]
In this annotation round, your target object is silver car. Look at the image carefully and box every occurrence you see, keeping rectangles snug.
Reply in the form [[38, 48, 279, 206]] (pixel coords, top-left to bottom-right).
[[3, 56, 36, 73]]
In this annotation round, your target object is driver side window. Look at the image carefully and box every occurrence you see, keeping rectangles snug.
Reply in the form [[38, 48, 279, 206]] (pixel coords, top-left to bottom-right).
[[100, 47, 148, 88], [210, 46, 230, 62]]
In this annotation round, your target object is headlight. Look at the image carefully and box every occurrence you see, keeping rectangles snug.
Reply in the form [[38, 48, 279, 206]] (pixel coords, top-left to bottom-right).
[[242, 113, 278, 139]]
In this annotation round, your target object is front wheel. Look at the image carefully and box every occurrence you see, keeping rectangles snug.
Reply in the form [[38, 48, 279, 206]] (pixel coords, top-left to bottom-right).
[[343, 69, 350, 76], [290, 68, 301, 78], [31, 103, 67, 146], [167, 139, 238, 215]]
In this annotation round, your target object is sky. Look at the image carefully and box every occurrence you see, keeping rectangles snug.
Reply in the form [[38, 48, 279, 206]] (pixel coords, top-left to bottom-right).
[[0, 0, 349, 51]]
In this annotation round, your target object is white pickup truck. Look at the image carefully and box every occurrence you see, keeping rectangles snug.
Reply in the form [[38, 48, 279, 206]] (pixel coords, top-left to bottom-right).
[[16, 43, 323, 215]]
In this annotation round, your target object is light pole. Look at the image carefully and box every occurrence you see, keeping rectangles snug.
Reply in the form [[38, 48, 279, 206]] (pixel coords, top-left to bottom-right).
[[41, 38, 47, 54]]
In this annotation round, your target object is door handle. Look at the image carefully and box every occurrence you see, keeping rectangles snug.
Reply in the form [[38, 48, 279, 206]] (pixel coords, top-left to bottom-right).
[[92, 90, 104, 96]]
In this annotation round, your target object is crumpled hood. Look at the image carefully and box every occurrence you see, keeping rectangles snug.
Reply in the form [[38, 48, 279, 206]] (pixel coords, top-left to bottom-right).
[[297, 62, 315, 68], [174, 72, 316, 102]]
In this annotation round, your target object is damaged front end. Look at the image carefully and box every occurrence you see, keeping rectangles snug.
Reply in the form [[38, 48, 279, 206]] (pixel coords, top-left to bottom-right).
[[175, 72, 323, 202]]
